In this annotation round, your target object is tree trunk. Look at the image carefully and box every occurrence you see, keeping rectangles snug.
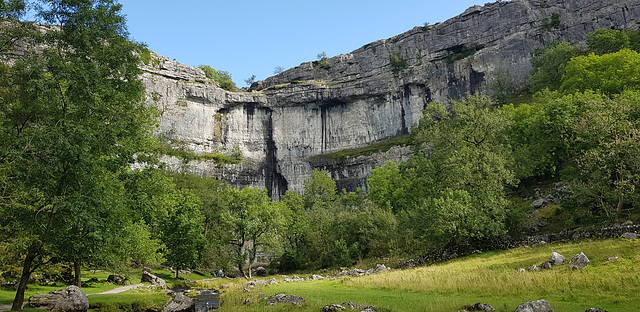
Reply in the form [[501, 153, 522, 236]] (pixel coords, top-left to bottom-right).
[[616, 191, 624, 223], [175, 268, 179, 279], [12, 249, 37, 311], [74, 261, 82, 287]]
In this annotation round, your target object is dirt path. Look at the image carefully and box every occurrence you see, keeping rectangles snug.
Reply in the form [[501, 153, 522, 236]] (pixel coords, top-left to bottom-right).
[[92, 283, 144, 295]]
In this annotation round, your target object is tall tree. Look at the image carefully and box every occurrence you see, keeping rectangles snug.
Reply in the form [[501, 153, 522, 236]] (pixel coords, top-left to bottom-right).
[[0, 1, 155, 309]]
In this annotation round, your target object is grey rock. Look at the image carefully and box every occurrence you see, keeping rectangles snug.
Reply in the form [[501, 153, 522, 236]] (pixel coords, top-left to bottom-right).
[[541, 262, 552, 269], [342, 301, 381, 311], [527, 265, 541, 272], [527, 219, 548, 233], [28, 285, 89, 312], [263, 293, 305, 306], [142, 271, 167, 289], [268, 278, 278, 284], [107, 274, 125, 285], [460, 302, 495, 311], [607, 256, 619, 262], [531, 198, 547, 209], [549, 252, 565, 266], [621, 220, 634, 226], [569, 252, 590, 270], [621, 232, 639, 239], [162, 293, 194, 312], [323, 304, 346, 311], [514, 299, 554, 312], [585, 308, 608, 312]]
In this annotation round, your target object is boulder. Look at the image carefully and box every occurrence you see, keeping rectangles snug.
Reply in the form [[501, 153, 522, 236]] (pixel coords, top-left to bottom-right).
[[585, 309, 608, 312], [541, 262, 552, 270], [263, 294, 305, 306], [323, 304, 346, 311], [28, 285, 89, 312], [142, 271, 167, 288], [531, 198, 547, 209], [162, 293, 194, 312], [569, 252, 589, 270], [621, 232, 639, 239], [527, 265, 541, 272], [514, 299, 554, 312], [107, 274, 125, 285], [549, 252, 565, 266]]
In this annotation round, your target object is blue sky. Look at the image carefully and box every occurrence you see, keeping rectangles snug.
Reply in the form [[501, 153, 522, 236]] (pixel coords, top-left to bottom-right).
[[119, 0, 486, 86]]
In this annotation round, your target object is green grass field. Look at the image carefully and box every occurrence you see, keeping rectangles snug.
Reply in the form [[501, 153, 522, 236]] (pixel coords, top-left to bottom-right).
[[217, 238, 640, 312], [1, 238, 638, 311]]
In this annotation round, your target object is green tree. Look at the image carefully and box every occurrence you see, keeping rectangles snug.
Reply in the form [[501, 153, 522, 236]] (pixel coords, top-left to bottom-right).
[[570, 91, 640, 221], [587, 29, 631, 55], [221, 187, 281, 278], [404, 95, 516, 251], [303, 169, 337, 209], [529, 41, 581, 93], [560, 49, 640, 94], [160, 190, 205, 278], [0, 1, 155, 309], [198, 64, 237, 91]]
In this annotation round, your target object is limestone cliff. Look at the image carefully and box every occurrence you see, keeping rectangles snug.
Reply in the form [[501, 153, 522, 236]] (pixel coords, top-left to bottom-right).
[[143, 0, 640, 198]]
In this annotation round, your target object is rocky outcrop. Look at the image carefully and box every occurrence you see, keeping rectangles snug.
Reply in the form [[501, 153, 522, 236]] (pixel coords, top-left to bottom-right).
[[162, 293, 194, 312], [141, 0, 640, 196], [28, 285, 89, 312], [141, 271, 167, 288]]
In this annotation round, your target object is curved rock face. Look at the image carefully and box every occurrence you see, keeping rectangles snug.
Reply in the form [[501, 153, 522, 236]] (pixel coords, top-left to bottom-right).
[[143, 0, 640, 197]]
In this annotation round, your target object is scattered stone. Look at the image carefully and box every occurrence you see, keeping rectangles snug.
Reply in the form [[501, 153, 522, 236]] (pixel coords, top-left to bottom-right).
[[459, 302, 495, 311], [549, 252, 565, 266], [607, 256, 619, 262], [162, 293, 194, 312], [143, 267, 151, 273], [514, 299, 554, 312], [243, 298, 250, 305], [515, 268, 526, 274], [142, 271, 167, 289], [527, 265, 541, 272], [28, 285, 89, 312], [283, 275, 305, 283], [541, 261, 552, 269], [107, 274, 125, 285], [621, 232, 639, 239], [323, 304, 346, 311], [268, 278, 278, 284], [585, 308, 608, 312], [311, 274, 325, 280], [262, 294, 305, 306], [342, 301, 381, 311], [569, 252, 590, 270]]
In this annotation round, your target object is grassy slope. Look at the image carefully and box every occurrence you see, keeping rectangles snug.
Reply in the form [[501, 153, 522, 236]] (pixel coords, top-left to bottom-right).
[[220, 238, 640, 312]]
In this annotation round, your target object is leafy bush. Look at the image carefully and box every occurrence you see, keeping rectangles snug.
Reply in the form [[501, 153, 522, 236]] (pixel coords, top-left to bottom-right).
[[389, 51, 407, 73], [313, 52, 330, 70], [541, 13, 560, 31], [198, 65, 237, 91]]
